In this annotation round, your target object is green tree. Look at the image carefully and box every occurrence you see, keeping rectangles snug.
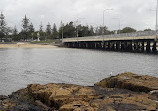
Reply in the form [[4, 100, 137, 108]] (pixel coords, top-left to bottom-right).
[[21, 15, 30, 40], [89, 26, 94, 36], [39, 22, 43, 32], [0, 12, 7, 41], [144, 28, 152, 31], [58, 21, 64, 39], [39, 22, 46, 40], [12, 26, 19, 41], [52, 23, 58, 39], [120, 27, 136, 33], [29, 23, 34, 33], [46, 22, 51, 40], [61, 21, 76, 38]]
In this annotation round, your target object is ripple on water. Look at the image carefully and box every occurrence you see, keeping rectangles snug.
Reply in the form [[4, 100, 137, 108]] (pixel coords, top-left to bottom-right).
[[0, 48, 157, 95]]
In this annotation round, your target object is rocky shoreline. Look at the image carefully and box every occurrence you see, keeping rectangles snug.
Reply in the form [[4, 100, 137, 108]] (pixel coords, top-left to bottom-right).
[[1, 72, 158, 111]]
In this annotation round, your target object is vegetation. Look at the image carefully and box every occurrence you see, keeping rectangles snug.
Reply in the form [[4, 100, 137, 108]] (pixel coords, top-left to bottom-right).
[[0, 12, 7, 41], [120, 27, 136, 33], [0, 12, 154, 42]]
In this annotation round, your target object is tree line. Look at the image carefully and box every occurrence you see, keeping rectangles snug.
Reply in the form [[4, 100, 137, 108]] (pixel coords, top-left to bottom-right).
[[0, 12, 153, 42]]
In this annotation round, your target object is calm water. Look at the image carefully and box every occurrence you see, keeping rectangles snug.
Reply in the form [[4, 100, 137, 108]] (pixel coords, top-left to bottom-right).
[[0, 48, 158, 95]]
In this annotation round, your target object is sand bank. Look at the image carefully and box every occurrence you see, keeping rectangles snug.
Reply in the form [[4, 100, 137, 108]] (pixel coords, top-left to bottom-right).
[[0, 42, 58, 48]]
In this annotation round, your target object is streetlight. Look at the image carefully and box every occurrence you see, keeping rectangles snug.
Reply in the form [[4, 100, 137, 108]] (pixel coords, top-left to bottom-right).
[[75, 18, 85, 42], [112, 17, 121, 34], [103, 9, 113, 35], [156, 0, 158, 40]]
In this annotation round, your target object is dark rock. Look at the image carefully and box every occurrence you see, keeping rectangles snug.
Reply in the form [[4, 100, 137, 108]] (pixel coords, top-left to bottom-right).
[[0, 95, 8, 100]]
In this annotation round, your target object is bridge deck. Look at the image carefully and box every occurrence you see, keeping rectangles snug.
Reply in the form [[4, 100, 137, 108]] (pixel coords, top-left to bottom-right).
[[63, 31, 157, 42]]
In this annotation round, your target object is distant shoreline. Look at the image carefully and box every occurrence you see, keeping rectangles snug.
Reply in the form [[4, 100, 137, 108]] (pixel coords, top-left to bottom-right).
[[0, 42, 58, 48]]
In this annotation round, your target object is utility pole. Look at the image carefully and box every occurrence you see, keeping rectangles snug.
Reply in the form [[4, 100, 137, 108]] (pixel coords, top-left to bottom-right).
[[61, 21, 64, 42], [156, 0, 158, 41], [102, 8, 113, 45], [76, 19, 79, 38], [75, 18, 85, 42]]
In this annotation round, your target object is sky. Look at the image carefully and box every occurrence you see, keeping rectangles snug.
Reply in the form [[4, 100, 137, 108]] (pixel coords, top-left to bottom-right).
[[0, 0, 157, 31]]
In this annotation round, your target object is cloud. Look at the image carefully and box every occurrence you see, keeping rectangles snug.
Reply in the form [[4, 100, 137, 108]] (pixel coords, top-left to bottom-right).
[[0, 0, 156, 31]]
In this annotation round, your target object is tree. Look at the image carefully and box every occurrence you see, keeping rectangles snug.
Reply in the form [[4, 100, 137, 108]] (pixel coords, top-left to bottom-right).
[[144, 29, 152, 31], [89, 26, 94, 36], [58, 21, 64, 39], [0, 12, 7, 41], [39, 22, 46, 40], [39, 22, 43, 32], [52, 23, 58, 39], [29, 23, 34, 33], [21, 15, 30, 40], [13, 26, 18, 35], [46, 22, 51, 39], [12, 26, 20, 41], [63, 21, 76, 38], [120, 27, 136, 33]]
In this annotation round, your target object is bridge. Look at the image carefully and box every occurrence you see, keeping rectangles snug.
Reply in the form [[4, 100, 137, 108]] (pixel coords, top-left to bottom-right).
[[62, 31, 158, 53]]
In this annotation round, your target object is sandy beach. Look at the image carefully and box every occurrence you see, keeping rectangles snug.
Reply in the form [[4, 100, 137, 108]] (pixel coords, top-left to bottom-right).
[[0, 42, 58, 48]]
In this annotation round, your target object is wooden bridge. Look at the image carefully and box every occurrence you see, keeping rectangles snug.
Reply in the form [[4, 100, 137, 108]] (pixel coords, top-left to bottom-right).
[[62, 31, 158, 53]]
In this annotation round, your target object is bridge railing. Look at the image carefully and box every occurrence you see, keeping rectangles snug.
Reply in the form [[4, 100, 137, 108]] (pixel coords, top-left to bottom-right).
[[63, 31, 156, 42]]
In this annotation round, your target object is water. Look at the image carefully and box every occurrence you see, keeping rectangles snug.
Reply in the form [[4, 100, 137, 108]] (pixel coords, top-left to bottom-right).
[[0, 48, 157, 95]]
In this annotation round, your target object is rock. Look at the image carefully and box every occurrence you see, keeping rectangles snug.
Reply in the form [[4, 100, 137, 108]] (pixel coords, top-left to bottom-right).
[[0, 88, 44, 111], [149, 90, 158, 98], [27, 83, 158, 111], [1, 72, 158, 110], [91, 93, 158, 111], [0, 95, 8, 100], [95, 72, 158, 92], [27, 83, 97, 110], [92, 86, 158, 111]]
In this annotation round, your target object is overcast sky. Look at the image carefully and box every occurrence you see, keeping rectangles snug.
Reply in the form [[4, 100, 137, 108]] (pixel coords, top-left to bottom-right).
[[0, 0, 157, 31]]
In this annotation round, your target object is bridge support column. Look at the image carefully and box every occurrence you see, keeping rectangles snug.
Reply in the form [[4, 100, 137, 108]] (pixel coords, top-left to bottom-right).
[[91, 42, 95, 49], [146, 41, 151, 53], [138, 42, 142, 52], [121, 42, 125, 51], [104, 42, 108, 50], [94, 42, 97, 49], [101, 42, 104, 49], [78, 42, 81, 48], [67, 43, 71, 48], [107, 42, 111, 50], [127, 41, 133, 51], [124, 42, 128, 51], [96, 42, 101, 49], [140, 42, 144, 52], [116, 42, 120, 51], [111, 42, 115, 50], [89, 42, 93, 49], [134, 42, 139, 52], [152, 42, 157, 53], [83, 42, 86, 48], [98, 42, 103, 49]]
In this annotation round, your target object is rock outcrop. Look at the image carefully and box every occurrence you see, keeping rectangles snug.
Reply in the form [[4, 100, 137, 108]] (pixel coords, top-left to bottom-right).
[[27, 83, 158, 111], [1, 72, 158, 111], [0, 88, 43, 111], [27, 83, 97, 111], [95, 72, 158, 92]]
